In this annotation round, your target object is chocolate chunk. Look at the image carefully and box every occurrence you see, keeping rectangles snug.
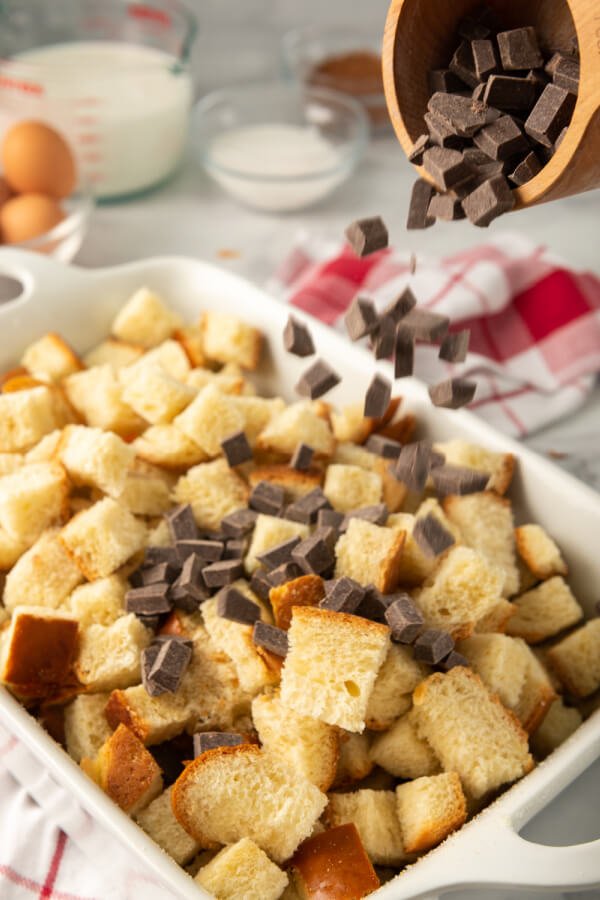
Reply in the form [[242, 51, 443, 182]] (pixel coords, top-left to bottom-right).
[[267, 561, 303, 586], [407, 179, 435, 230], [430, 464, 490, 496], [462, 175, 515, 227], [430, 451, 446, 469], [345, 216, 389, 257], [474, 116, 529, 161], [457, 12, 492, 42], [429, 378, 477, 409], [414, 629, 454, 664], [144, 546, 178, 567], [141, 561, 176, 585], [372, 315, 396, 360], [497, 28, 543, 71], [141, 644, 163, 696], [344, 296, 379, 341], [423, 147, 472, 192], [385, 594, 424, 643], [392, 441, 433, 493], [202, 558, 244, 588], [126, 582, 172, 616], [292, 534, 335, 576], [220, 508, 257, 538], [424, 112, 464, 150], [147, 637, 192, 693], [250, 568, 272, 601], [471, 83, 486, 102], [177, 539, 223, 563], [449, 41, 479, 88], [483, 75, 538, 110], [399, 308, 450, 342], [463, 147, 504, 179], [408, 133, 430, 164], [319, 577, 364, 614], [549, 54, 579, 94], [216, 586, 261, 625], [342, 503, 388, 529], [427, 93, 495, 139], [508, 151, 542, 186], [257, 536, 302, 570], [137, 614, 161, 631], [154, 634, 194, 649], [283, 315, 315, 357], [295, 359, 341, 400], [471, 39, 498, 81], [439, 330, 470, 362], [223, 539, 246, 560], [221, 430, 252, 467], [525, 84, 576, 148], [286, 488, 331, 525], [252, 621, 289, 657], [394, 325, 415, 377], [194, 732, 244, 756], [173, 553, 207, 601], [356, 585, 395, 622], [413, 513, 455, 557], [249, 481, 285, 516], [166, 504, 198, 542], [555, 127, 568, 149], [365, 434, 403, 460], [428, 69, 465, 94], [383, 287, 417, 323], [364, 373, 392, 418], [428, 193, 466, 221], [316, 508, 345, 531], [439, 650, 470, 671], [290, 443, 314, 471]]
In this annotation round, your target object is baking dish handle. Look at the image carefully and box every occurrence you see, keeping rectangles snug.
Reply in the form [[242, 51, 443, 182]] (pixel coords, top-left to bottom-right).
[[0, 248, 79, 311]]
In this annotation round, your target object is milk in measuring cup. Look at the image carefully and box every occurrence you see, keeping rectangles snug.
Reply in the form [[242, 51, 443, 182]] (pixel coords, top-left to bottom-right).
[[1, 42, 193, 198]]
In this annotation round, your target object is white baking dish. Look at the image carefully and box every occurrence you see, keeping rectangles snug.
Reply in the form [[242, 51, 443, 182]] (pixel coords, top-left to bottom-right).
[[0, 248, 598, 899]]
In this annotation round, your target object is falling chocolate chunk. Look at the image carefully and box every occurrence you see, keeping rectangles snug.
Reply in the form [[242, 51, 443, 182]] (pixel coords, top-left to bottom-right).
[[497, 27, 543, 71], [257, 536, 302, 570], [429, 69, 466, 94], [392, 441, 433, 493], [126, 582, 172, 616], [400, 308, 450, 342], [365, 434, 403, 460], [364, 373, 392, 418], [286, 488, 331, 525], [345, 216, 389, 257], [483, 75, 538, 111], [449, 41, 479, 88], [342, 503, 389, 530], [267, 561, 303, 586], [474, 116, 529, 161], [385, 594, 424, 644], [176, 538, 223, 563], [319, 577, 364, 614], [525, 84, 576, 148], [428, 193, 466, 221], [508, 151, 542, 186], [283, 315, 315, 357], [166, 504, 198, 543], [249, 481, 285, 516], [429, 378, 477, 409], [408, 133, 430, 164], [423, 147, 473, 193], [295, 359, 341, 400], [430, 464, 490, 496], [383, 287, 417, 323], [249, 568, 272, 602], [252, 621, 289, 657], [216, 586, 261, 625], [290, 442, 315, 472], [471, 39, 498, 81], [147, 637, 193, 693], [344, 296, 379, 341], [407, 179, 435, 230], [292, 534, 335, 576], [413, 513, 455, 557], [439, 330, 470, 363], [221, 429, 252, 467], [439, 650, 470, 671], [394, 325, 415, 378], [202, 558, 245, 588], [372, 315, 396, 360], [414, 629, 455, 664], [220, 508, 257, 538], [194, 732, 244, 756], [462, 175, 515, 227], [427, 93, 496, 138]]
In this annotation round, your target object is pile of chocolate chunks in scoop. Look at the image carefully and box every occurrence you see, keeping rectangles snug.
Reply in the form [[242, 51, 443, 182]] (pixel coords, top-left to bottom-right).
[[407, 5, 579, 228]]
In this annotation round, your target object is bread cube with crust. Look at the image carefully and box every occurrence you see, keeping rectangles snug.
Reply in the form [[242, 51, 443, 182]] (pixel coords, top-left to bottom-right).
[[330, 403, 375, 445], [133, 424, 207, 470], [83, 338, 144, 371], [67, 574, 127, 627], [63, 365, 144, 436], [474, 598, 516, 634], [3, 529, 83, 612], [60, 498, 146, 580], [75, 613, 150, 692], [333, 733, 373, 787], [81, 723, 162, 816], [173, 458, 248, 533], [194, 837, 288, 900], [365, 643, 427, 731], [0, 528, 30, 570], [434, 439, 515, 494], [21, 332, 82, 382], [173, 324, 206, 368], [515, 524, 568, 580], [257, 403, 335, 458], [333, 442, 407, 513], [289, 823, 380, 899], [511, 639, 557, 733], [386, 512, 437, 587], [370, 711, 440, 780], [0, 386, 63, 452], [280, 606, 391, 732], [112, 287, 182, 348], [136, 787, 201, 866], [323, 464, 382, 513], [395, 772, 467, 853], [506, 576, 583, 644], [269, 575, 325, 631], [174, 384, 246, 457], [324, 789, 409, 866], [531, 698, 582, 758], [58, 425, 135, 498], [0, 453, 23, 476], [0, 462, 68, 542], [121, 365, 196, 426], [231, 396, 286, 446], [245, 514, 310, 575], [64, 692, 113, 762], [186, 366, 246, 396], [458, 634, 529, 711], [0, 606, 79, 698], [547, 619, 600, 698], [334, 518, 406, 593], [121, 339, 191, 383], [201, 310, 262, 371]]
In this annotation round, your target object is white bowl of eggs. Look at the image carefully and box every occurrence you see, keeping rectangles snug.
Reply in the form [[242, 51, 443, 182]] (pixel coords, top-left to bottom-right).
[[0, 120, 93, 262]]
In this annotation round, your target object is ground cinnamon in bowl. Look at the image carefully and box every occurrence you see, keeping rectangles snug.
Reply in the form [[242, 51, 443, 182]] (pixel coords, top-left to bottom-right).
[[307, 50, 389, 130]]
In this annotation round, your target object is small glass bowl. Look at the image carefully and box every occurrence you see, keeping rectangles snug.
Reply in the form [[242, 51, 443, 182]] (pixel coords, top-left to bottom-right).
[[7, 186, 94, 263], [282, 26, 390, 134], [192, 81, 369, 213]]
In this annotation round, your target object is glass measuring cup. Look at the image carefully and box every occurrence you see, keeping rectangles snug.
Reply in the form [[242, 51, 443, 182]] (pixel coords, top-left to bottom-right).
[[0, 0, 197, 199]]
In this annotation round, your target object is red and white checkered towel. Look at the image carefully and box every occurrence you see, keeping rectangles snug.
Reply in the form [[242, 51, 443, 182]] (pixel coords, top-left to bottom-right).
[[270, 232, 600, 437]]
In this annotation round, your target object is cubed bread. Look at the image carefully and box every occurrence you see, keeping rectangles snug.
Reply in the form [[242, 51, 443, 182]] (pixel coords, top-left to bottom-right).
[[58, 425, 135, 497], [324, 790, 408, 866], [24, 429, 63, 463], [443, 492, 519, 597], [330, 404, 374, 445], [414, 546, 504, 640], [60, 498, 147, 580], [63, 366, 144, 436], [506, 577, 583, 644], [457, 634, 529, 711], [67, 574, 127, 627], [112, 471, 172, 517], [333, 733, 373, 787], [64, 692, 113, 762], [334, 518, 406, 593], [248, 465, 323, 501], [511, 639, 557, 733], [0, 528, 30, 570], [194, 837, 288, 900], [133, 424, 207, 470], [323, 464, 382, 513], [289, 823, 380, 899], [365, 643, 427, 731], [81, 723, 162, 816], [269, 575, 325, 631], [434, 439, 515, 495], [0, 462, 68, 542], [173, 458, 249, 533], [252, 690, 339, 792], [83, 338, 144, 371], [370, 711, 440, 780], [412, 667, 533, 798], [245, 515, 310, 575], [530, 698, 583, 758], [136, 787, 201, 866], [386, 512, 437, 587], [172, 744, 327, 863], [112, 287, 182, 348], [201, 311, 262, 371], [395, 772, 467, 853], [474, 598, 516, 634], [0, 386, 63, 452], [173, 325, 206, 368], [75, 613, 151, 692], [332, 442, 407, 514], [280, 606, 390, 732], [0, 453, 23, 476], [1, 605, 79, 698], [231, 396, 286, 446], [174, 384, 246, 458], [21, 332, 82, 381], [186, 367, 246, 396], [121, 365, 196, 425], [122, 339, 191, 383], [257, 403, 335, 458], [3, 529, 83, 612], [515, 524, 568, 580], [546, 619, 600, 698]]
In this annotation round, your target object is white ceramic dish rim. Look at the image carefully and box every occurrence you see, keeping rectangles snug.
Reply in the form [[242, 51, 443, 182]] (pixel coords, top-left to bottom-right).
[[0, 248, 598, 899]]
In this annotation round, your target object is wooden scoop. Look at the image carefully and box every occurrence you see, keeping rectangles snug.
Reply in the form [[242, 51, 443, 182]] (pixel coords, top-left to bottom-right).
[[382, 0, 600, 208]]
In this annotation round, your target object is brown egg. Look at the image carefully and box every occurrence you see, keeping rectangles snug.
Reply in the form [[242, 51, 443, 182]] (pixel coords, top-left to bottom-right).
[[0, 176, 13, 209], [2, 120, 76, 199], [0, 193, 65, 244]]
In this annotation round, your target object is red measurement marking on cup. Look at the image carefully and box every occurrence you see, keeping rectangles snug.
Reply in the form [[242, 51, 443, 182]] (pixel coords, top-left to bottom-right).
[[74, 97, 102, 108], [0, 74, 44, 96], [81, 150, 103, 163], [128, 4, 171, 27], [78, 133, 101, 145], [74, 115, 98, 127]]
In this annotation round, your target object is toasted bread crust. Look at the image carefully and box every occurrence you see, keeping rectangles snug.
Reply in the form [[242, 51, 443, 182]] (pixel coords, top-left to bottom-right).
[[270, 575, 325, 630], [104, 690, 150, 743]]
